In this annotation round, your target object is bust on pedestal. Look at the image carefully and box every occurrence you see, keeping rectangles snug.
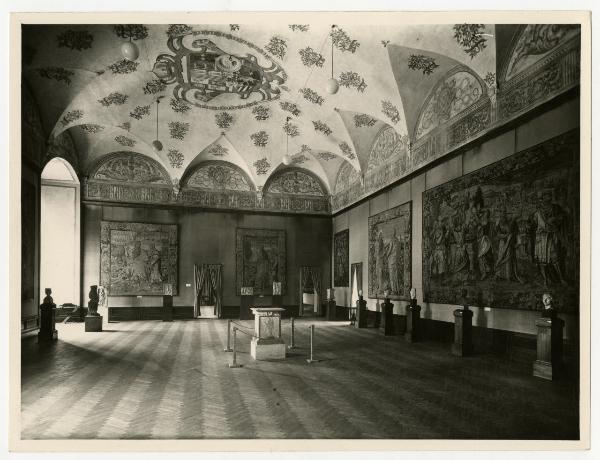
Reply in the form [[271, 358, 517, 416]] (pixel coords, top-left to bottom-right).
[[355, 290, 367, 328], [533, 293, 564, 380], [326, 288, 337, 321], [406, 287, 422, 343], [163, 283, 173, 322], [250, 307, 286, 360], [38, 288, 58, 343], [85, 285, 103, 332], [452, 291, 473, 356], [380, 290, 395, 336]]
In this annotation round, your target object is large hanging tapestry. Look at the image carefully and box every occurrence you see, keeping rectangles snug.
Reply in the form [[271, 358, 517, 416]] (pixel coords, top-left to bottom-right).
[[235, 228, 286, 295], [100, 221, 178, 296], [422, 130, 579, 312], [333, 229, 349, 287], [368, 202, 412, 300]]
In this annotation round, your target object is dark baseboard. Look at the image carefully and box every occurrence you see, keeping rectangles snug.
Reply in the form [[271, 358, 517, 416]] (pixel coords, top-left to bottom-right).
[[21, 315, 39, 333], [108, 306, 194, 322]]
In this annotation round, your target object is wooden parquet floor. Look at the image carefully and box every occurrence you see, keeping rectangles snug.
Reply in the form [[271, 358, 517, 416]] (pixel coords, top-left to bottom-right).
[[20, 318, 579, 440]]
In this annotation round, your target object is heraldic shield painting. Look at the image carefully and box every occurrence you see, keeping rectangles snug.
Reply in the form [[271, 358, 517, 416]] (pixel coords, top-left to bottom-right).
[[100, 221, 178, 296], [235, 228, 286, 296], [368, 202, 412, 300], [422, 131, 580, 312], [152, 30, 287, 110]]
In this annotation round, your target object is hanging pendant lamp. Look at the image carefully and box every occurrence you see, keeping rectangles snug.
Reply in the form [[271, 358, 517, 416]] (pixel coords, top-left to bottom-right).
[[282, 117, 292, 165], [121, 34, 140, 61], [326, 25, 339, 95], [152, 97, 163, 153]]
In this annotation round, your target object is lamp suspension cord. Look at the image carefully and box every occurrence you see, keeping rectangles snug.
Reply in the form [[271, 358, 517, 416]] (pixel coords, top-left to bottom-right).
[[331, 26, 334, 79], [156, 99, 159, 139]]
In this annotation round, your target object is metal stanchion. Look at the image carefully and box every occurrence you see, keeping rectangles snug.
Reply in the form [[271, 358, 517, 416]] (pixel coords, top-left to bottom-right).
[[306, 324, 320, 364], [228, 327, 243, 368], [224, 319, 233, 352], [288, 317, 297, 350]]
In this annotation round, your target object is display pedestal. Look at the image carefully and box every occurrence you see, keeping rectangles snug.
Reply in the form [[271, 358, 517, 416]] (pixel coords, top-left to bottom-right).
[[250, 307, 286, 360], [38, 301, 58, 342], [452, 308, 473, 356], [533, 313, 564, 380], [85, 315, 103, 332], [380, 299, 394, 336], [240, 294, 254, 320], [355, 298, 367, 328], [326, 299, 337, 321], [162, 295, 173, 322], [406, 300, 421, 342]]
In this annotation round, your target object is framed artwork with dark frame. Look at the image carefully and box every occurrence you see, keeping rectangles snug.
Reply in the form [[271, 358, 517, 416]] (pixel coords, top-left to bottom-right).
[[333, 229, 349, 287]]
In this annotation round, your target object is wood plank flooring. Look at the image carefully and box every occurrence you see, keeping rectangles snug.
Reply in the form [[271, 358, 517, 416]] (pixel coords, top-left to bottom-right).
[[20, 318, 579, 440]]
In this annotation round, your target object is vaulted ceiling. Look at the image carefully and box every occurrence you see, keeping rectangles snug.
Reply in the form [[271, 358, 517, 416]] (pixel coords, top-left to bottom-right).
[[22, 23, 498, 193]]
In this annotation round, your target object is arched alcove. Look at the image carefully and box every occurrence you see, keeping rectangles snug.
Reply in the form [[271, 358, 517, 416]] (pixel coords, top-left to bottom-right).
[[40, 157, 81, 307]]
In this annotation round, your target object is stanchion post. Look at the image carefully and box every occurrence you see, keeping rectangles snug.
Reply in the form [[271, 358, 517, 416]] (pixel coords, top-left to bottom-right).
[[228, 327, 243, 368], [306, 324, 320, 364], [224, 319, 233, 352], [288, 316, 297, 350]]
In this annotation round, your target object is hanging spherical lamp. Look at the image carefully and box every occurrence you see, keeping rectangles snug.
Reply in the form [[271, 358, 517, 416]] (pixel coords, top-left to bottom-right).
[[326, 78, 339, 95], [121, 40, 140, 61], [152, 97, 163, 152], [325, 25, 339, 95], [282, 154, 292, 166]]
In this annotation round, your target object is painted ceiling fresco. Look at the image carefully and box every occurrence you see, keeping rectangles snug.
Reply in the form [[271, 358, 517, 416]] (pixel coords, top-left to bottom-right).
[[24, 23, 499, 197]]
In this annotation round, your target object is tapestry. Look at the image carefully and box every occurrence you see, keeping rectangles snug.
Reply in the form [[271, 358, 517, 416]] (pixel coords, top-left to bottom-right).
[[368, 202, 412, 300], [100, 221, 178, 296], [235, 228, 286, 295], [422, 130, 579, 312], [333, 229, 349, 287]]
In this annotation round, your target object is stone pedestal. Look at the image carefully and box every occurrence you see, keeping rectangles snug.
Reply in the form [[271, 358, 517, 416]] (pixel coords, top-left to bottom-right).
[[355, 298, 367, 328], [162, 295, 173, 322], [85, 315, 103, 332], [240, 294, 254, 320], [405, 300, 421, 343], [250, 307, 286, 360], [326, 299, 337, 321], [452, 308, 473, 356], [380, 299, 394, 336], [533, 314, 564, 380], [38, 301, 58, 342]]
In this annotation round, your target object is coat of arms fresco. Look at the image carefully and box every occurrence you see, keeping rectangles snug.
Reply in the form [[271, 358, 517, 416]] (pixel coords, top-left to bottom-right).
[[152, 30, 287, 110]]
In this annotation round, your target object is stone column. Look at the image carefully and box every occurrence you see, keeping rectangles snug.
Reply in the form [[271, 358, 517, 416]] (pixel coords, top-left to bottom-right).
[[38, 288, 58, 343]]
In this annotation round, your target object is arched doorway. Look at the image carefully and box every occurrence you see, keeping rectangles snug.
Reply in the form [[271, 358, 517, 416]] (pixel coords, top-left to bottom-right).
[[40, 158, 80, 307]]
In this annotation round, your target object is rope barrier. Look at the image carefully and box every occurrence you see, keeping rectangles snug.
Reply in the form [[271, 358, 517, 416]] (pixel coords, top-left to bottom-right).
[[228, 327, 243, 368], [223, 319, 233, 352], [287, 317, 297, 350], [306, 324, 320, 364], [230, 320, 254, 331]]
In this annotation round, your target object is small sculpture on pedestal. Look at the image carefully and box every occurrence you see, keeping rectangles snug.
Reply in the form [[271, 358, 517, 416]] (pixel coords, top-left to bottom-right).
[[406, 287, 422, 343], [452, 289, 473, 356], [380, 289, 394, 336], [355, 289, 367, 329], [38, 288, 58, 342], [85, 285, 103, 332], [326, 287, 337, 321], [533, 293, 564, 380]]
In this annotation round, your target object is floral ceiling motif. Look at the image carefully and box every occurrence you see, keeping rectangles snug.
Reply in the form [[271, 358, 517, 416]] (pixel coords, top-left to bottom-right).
[[313, 120, 332, 136], [115, 135, 136, 147], [142, 79, 167, 95], [108, 59, 139, 74], [79, 123, 104, 134], [408, 54, 439, 75], [206, 144, 229, 157], [169, 121, 190, 140], [289, 24, 309, 32], [453, 24, 488, 59], [283, 120, 300, 137], [253, 157, 271, 175], [170, 98, 191, 114], [251, 130, 269, 147], [299, 87, 324, 105], [415, 70, 483, 139], [57, 29, 94, 51], [60, 109, 84, 127], [338, 71, 367, 92], [299, 47, 325, 67], [92, 153, 170, 184], [338, 141, 355, 160], [265, 36, 287, 59], [114, 24, 148, 41], [215, 112, 234, 129], [129, 105, 151, 120], [38, 67, 74, 85], [167, 149, 184, 168], [353, 114, 377, 128], [266, 170, 325, 196], [317, 151, 336, 161], [98, 92, 128, 107], [252, 105, 271, 121], [381, 100, 401, 124], [186, 163, 253, 191], [331, 27, 360, 53], [280, 101, 301, 117]]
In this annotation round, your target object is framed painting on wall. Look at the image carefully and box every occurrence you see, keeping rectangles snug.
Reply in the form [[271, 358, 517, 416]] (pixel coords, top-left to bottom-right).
[[100, 221, 178, 296], [422, 130, 579, 312], [235, 228, 286, 296], [368, 202, 412, 300], [333, 229, 349, 287]]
